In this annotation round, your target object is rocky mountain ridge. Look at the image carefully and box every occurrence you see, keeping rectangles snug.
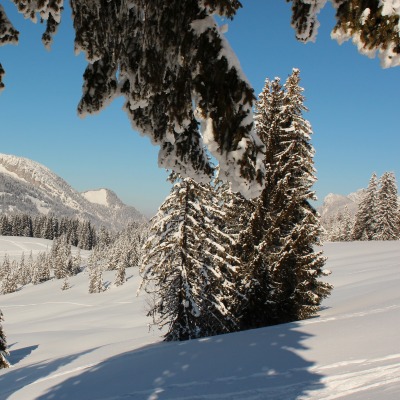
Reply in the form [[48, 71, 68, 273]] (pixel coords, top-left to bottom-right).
[[0, 154, 145, 231], [317, 189, 365, 223]]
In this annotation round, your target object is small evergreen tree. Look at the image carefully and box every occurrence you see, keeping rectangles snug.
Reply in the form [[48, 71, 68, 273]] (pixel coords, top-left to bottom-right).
[[27, 251, 34, 280], [374, 172, 400, 240], [17, 252, 31, 286], [52, 235, 74, 279], [52, 236, 64, 279], [114, 255, 127, 287], [341, 206, 354, 241], [0, 309, 10, 369], [72, 247, 82, 275], [328, 206, 354, 242], [97, 226, 112, 250], [88, 248, 104, 294], [32, 252, 51, 285], [1, 255, 18, 295], [61, 276, 71, 291], [353, 173, 378, 240]]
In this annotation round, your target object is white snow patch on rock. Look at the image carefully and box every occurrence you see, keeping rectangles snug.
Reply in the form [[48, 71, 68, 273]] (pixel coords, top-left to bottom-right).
[[82, 189, 109, 207]]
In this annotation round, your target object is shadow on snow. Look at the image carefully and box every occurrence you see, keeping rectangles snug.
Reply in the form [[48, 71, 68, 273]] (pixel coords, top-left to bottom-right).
[[0, 348, 98, 400], [35, 323, 326, 400], [7, 343, 39, 365]]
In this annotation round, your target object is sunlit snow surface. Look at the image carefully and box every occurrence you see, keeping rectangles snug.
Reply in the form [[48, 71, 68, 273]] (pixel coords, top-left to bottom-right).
[[0, 238, 399, 399], [81, 189, 110, 207]]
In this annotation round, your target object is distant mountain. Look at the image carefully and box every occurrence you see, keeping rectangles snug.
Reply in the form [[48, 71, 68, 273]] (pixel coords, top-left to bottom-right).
[[0, 154, 145, 231], [82, 188, 146, 228], [318, 189, 365, 223], [319, 187, 400, 223]]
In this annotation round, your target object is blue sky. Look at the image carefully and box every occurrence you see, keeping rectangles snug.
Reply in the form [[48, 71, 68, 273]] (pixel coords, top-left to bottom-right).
[[1, 1, 399, 218]]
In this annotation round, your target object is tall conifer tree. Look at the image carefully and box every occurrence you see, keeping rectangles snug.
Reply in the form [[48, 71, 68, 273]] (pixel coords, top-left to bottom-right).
[[140, 175, 237, 341], [235, 69, 331, 329], [374, 172, 400, 240], [268, 69, 332, 322], [353, 173, 378, 240], [234, 77, 286, 329]]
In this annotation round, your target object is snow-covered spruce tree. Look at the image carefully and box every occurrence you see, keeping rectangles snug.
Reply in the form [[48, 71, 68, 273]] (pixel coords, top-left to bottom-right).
[[32, 252, 51, 285], [233, 77, 285, 329], [215, 177, 255, 240], [374, 172, 400, 240], [76, 0, 264, 195], [0, 215, 11, 236], [17, 252, 31, 286], [268, 68, 331, 323], [353, 173, 378, 240], [1, 255, 18, 295], [97, 226, 112, 250], [0, 309, 10, 369], [52, 236, 66, 279], [327, 206, 354, 242], [114, 255, 127, 287], [340, 206, 354, 241], [0, 1, 264, 197], [287, 0, 400, 68], [72, 247, 82, 274], [27, 250, 34, 280], [140, 174, 238, 341], [78, 221, 96, 250], [52, 235, 75, 279], [61, 275, 71, 290], [108, 222, 148, 272], [398, 202, 400, 236], [88, 247, 104, 294], [235, 70, 331, 329]]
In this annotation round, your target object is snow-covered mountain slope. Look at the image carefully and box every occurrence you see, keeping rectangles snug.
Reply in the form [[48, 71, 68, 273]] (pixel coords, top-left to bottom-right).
[[82, 189, 114, 207], [318, 190, 365, 222], [82, 188, 145, 228], [1, 238, 399, 399], [0, 154, 145, 231]]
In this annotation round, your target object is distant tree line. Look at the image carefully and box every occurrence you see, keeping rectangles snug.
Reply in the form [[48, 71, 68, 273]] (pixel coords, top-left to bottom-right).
[[323, 172, 400, 242], [0, 223, 146, 294], [0, 236, 82, 295], [87, 222, 148, 293], [0, 221, 148, 299], [0, 213, 100, 250]]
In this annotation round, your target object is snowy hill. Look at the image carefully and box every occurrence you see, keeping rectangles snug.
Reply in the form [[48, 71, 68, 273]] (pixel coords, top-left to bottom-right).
[[1, 238, 399, 399], [0, 154, 145, 231]]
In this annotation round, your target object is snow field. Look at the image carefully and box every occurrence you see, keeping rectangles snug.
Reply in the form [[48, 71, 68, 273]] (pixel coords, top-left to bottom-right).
[[0, 239, 399, 399], [0, 236, 91, 263]]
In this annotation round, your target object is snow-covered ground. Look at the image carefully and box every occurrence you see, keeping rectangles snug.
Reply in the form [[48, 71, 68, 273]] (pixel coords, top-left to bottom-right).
[[0, 239, 399, 399], [0, 236, 90, 263]]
